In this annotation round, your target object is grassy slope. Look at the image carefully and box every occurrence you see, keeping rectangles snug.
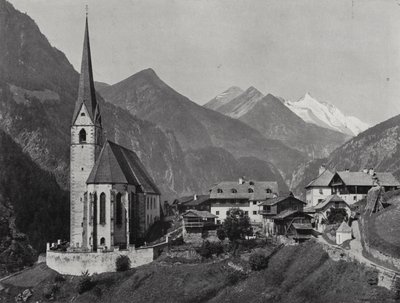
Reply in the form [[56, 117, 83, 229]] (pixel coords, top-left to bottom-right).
[[1, 241, 395, 303], [361, 190, 400, 260]]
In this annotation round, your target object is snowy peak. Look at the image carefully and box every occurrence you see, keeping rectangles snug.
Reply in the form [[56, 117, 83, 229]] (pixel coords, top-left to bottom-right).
[[284, 93, 369, 136], [215, 86, 264, 118], [204, 86, 244, 110]]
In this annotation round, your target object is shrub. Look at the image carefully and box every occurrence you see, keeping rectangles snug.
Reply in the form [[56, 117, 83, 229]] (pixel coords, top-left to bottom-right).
[[77, 270, 95, 294], [209, 242, 224, 256], [54, 274, 66, 283], [197, 241, 212, 259], [249, 252, 269, 271], [116, 255, 131, 272], [217, 228, 226, 241], [225, 270, 247, 286], [365, 270, 378, 286], [42, 283, 59, 299]]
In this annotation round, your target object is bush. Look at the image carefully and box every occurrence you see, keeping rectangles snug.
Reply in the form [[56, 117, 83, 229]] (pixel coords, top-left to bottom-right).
[[249, 252, 269, 271], [365, 270, 378, 286], [54, 274, 66, 283], [197, 241, 212, 259], [42, 283, 59, 299], [116, 255, 131, 272], [77, 270, 95, 294], [209, 242, 224, 256], [217, 228, 226, 241], [225, 270, 247, 286]]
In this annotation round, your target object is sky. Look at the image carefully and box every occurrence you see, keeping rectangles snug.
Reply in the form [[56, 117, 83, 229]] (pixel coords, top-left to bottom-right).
[[8, 0, 400, 125]]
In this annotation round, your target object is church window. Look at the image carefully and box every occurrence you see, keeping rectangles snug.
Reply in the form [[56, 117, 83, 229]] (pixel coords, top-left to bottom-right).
[[100, 237, 105, 245], [100, 193, 106, 225], [116, 193, 122, 226], [79, 129, 86, 143]]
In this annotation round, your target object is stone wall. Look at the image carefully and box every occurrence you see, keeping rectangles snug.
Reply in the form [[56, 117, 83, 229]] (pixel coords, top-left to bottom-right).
[[46, 247, 155, 276]]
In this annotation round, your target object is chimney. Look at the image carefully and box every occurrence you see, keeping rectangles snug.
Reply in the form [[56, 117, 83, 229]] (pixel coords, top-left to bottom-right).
[[319, 165, 326, 175], [369, 168, 375, 176], [239, 177, 245, 184], [363, 168, 368, 174], [193, 194, 197, 201]]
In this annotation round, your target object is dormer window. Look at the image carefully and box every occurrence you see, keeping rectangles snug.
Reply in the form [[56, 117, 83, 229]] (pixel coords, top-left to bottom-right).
[[79, 129, 86, 143], [217, 189, 223, 193], [231, 189, 237, 193], [248, 188, 254, 193], [80, 112, 85, 117], [249, 181, 255, 185], [266, 188, 272, 194]]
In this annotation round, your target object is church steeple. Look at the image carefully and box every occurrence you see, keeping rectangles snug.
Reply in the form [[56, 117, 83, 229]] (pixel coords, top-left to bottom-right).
[[72, 15, 101, 126]]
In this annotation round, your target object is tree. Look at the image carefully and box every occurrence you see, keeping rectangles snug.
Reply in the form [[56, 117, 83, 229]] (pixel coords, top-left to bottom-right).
[[222, 208, 252, 242], [217, 227, 226, 241], [326, 208, 348, 224]]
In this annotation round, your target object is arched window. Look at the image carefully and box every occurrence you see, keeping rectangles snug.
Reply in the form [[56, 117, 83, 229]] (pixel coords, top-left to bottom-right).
[[217, 189, 223, 193], [100, 193, 106, 225], [248, 188, 254, 193], [79, 128, 86, 143], [100, 237, 105, 245], [116, 193, 122, 226], [231, 188, 237, 193], [266, 188, 272, 194], [80, 112, 85, 117]]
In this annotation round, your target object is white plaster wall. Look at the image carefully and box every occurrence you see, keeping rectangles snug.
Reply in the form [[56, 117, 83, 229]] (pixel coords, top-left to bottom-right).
[[211, 205, 256, 223], [46, 248, 154, 276], [338, 194, 366, 205], [336, 232, 352, 245], [306, 187, 332, 207]]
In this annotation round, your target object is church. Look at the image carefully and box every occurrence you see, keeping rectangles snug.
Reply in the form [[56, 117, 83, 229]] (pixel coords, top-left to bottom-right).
[[69, 15, 161, 252]]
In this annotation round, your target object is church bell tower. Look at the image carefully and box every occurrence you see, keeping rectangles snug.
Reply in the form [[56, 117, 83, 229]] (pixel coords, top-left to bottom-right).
[[70, 15, 103, 247]]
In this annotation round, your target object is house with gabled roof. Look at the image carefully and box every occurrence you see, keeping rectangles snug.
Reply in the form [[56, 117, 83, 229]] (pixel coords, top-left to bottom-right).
[[258, 193, 310, 237], [305, 166, 334, 207], [209, 178, 278, 224], [313, 195, 351, 232], [306, 166, 399, 206]]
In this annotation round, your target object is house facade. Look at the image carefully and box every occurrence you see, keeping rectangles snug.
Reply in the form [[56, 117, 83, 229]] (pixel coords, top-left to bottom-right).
[[306, 167, 399, 206], [173, 195, 211, 213], [69, 17, 160, 252], [209, 178, 278, 225], [258, 194, 308, 237], [313, 195, 351, 232]]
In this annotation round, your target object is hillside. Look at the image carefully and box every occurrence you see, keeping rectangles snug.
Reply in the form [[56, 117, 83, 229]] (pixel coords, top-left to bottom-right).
[[0, 130, 68, 262], [1, 241, 394, 302], [326, 114, 400, 180], [97, 70, 307, 177]]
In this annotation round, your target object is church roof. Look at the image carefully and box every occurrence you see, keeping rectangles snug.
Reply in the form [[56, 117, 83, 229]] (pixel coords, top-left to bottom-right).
[[87, 140, 160, 195], [72, 16, 101, 126]]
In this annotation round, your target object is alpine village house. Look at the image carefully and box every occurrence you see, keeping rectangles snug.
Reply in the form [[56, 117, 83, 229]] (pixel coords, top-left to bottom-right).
[[46, 16, 162, 275]]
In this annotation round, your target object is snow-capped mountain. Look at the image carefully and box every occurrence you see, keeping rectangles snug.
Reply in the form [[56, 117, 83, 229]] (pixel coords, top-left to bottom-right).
[[204, 86, 244, 110], [284, 93, 369, 136]]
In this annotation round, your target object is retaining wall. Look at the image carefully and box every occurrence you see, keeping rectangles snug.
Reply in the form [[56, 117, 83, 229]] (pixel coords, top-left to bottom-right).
[[46, 243, 167, 276]]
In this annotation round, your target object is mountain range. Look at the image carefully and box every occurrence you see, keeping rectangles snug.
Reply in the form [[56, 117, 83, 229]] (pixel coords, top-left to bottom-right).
[[204, 87, 351, 158]]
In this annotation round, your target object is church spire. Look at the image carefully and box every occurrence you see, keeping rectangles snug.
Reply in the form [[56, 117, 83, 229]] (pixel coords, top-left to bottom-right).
[[72, 13, 101, 125]]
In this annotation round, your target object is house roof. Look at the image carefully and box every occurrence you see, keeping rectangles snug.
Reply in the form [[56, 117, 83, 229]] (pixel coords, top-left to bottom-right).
[[260, 195, 306, 206], [86, 140, 160, 194], [305, 169, 334, 188], [182, 210, 218, 219], [336, 221, 352, 233], [331, 171, 400, 187], [314, 195, 349, 211], [292, 223, 313, 230], [185, 195, 210, 207], [303, 206, 316, 213], [209, 180, 278, 200]]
